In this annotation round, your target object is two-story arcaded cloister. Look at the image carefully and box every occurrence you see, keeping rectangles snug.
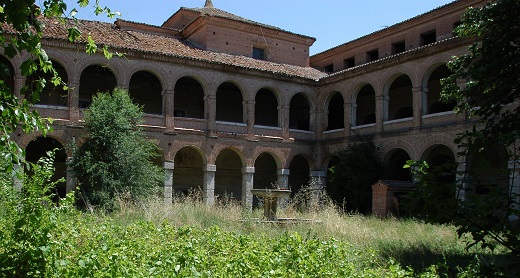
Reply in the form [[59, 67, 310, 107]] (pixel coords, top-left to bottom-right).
[[5, 0, 518, 210]]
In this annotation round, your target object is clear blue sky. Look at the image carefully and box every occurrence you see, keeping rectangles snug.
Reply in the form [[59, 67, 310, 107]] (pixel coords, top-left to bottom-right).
[[61, 0, 454, 55]]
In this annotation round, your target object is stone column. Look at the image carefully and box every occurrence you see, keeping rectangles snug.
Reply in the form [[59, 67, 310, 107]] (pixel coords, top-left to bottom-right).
[[277, 169, 290, 189], [68, 78, 80, 122], [13, 164, 23, 192], [242, 166, 255, 210], [203, 164, 216, 206], [412, 86, 424, 128], [164, 161, 174, 204], [344, 102, 353, 138], [456, 162, 468, 201], [163, 89, 175, 131], [66, 157, 77, 194], [14, 73, 23, 98], [309, 170, 327, 208]]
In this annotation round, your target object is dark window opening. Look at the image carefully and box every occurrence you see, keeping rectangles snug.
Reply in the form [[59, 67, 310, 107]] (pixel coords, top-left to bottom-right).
[[392, 41, 406, 54], [174, 110, 186, 117], [344, 57, 355, 69], [252, 47, 266, 60], [421, 30, 436, 46], [324, 64, 334, 73], [367, 49, 379, 62]]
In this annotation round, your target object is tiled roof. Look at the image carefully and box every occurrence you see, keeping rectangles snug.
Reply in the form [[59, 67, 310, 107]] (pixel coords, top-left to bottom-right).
[[38, 17, 326, 81], [177, 6, 315, 40]]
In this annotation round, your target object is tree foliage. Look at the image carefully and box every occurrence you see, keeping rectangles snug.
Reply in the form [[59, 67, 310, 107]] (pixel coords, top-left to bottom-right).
[[69, 88, 163, 210], [0, 0, 116, 175], [327, 137, 383, 213], [409, 0, 520, 274]]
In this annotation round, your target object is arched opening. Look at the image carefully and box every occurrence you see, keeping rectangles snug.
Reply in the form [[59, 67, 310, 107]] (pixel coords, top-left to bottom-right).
[[288, 155, 310, 197], [216, 82, 243, 123], [215, 149, 243, 203], [289, 93, 310, 131], [79, 65, 117, 108], [384, 149, 412, 181], [427, 64, 455, 114], [422, 145, 456, 183], [253, 153, 278, 207], [0, 55, 14, 91], [174, 77, 205, 119], [326, 92, 344, 130], [25, 137, 67, 203], [25, 60, 68, 106], [387, 75, 413, 121], [355, 84, 376, 126], [255, 88, 278, 127], [129, 71, 162, 115], [173, 147, 204, 196]]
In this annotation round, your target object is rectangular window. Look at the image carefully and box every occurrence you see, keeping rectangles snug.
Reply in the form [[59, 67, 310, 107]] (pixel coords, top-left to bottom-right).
[[324, 64, 334, 73], [252, 47, 266, 60], [392, 41, 406, 54], [420, 30, 436, 46], [367, 49, 379, 62], [344, 57, 355, 69]]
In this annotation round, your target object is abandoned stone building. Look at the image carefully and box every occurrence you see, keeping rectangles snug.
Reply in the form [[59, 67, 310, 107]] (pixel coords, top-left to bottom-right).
[[6, 0, 516, 213]]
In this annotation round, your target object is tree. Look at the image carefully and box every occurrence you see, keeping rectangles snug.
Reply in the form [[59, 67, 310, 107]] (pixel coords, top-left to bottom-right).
[[0, 0, 116, 175], [327, 137, 383, 213], [68, 88, 163, 210], [409, 0, 519, 274]]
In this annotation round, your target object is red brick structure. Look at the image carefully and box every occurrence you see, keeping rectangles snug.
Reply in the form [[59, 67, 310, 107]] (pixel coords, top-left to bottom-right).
[[6, 0, 515, 211], [371, 180, 416, 218]]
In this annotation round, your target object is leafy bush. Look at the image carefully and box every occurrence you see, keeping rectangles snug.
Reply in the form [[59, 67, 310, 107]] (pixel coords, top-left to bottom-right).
[[69, 88, 163, 211]]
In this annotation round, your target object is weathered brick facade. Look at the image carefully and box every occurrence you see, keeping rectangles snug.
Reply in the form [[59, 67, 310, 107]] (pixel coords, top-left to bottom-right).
[[8, 0, 513, 211]]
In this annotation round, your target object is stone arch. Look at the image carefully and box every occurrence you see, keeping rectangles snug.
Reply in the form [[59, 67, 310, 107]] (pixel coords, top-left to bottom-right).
[[25, 136, 68, 202], [174, 76, 205, 119], [216, 81, 244, 123], [25, 59, 68, 106], [78, 64, 117, 108], [352, 83, 376, 126], [467, 143, 509, 196], [421, 144, 457, 183], [215, 148, 244, 202], [423, 64, 455, 114], [383, 148, 412, 181], [173, 146, 205, 196], [129, 70, 163, 115], [255, 87, 279, 127], [324, 91, 344, 131], [288, 154, 311, 197], [384, 74, 413, 121], [289, 92, 311, 131], [253, 152, 278, 189]]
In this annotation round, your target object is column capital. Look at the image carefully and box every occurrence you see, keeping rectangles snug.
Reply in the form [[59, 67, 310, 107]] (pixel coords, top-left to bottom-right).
[[242, 166, 255, 174], [310, 170, 327, 177], [164, 161, 174, 170], [277, 168, 290, 176], [205, 164, 217, 172]]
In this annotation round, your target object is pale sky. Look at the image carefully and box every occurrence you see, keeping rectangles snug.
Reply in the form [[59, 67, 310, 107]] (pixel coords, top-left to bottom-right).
[[61, 0, 455, 55]]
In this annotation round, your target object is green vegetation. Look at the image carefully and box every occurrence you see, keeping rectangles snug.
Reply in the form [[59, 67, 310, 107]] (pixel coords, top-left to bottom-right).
[[69, 88, 163, 211], [327, 137, 383, 213], [0, 156, 509, 277]]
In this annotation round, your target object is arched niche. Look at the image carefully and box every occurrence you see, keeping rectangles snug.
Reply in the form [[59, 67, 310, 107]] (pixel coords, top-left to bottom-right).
[[174, 76, 205, 119], [426, 64, 455, 114], [25, 137, 67, 202], [354, 84, 376, 126], [25, 59, 68, 106], [255, 88, 278, 127], [215, 148, 243, 203], [129, 71, 162, 115], [383, 148, 412, 181], [289, 93, 310, 131], [0, 55, 15, 91], [79, 65, 117, 108], [326, 92, 344, 131], [173, 146, 204, 196], [216, 82, 243, 123], [387, 75, 413, 121], [288, 154, 310, 197]]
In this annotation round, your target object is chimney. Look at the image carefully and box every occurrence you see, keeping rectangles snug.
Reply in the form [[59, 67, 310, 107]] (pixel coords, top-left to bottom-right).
[[205, 0, 214, 8]]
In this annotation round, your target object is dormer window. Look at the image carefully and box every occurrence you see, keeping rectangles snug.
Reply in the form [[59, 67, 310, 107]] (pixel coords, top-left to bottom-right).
[[324, 64, 334, 73], [252, 47, 266, 60], [421, 30, 436, 46], [367, 49, 379, 62]]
